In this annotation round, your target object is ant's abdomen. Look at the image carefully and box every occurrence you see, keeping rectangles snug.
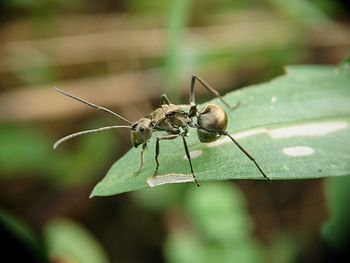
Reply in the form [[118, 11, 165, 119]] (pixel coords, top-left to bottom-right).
[[197, 104, 228, 142]]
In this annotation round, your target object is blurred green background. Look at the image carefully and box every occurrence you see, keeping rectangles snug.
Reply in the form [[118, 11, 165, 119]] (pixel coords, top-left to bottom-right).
[[0, 0, 350, 262]]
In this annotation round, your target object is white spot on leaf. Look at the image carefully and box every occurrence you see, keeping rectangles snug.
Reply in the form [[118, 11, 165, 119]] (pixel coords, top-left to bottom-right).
[[207, 128, 267, 147], [269, 121, 348, 139], [271, 96, 277, 104], [147, 174, 194, 187], [184, 150, 203, 160], [207, 121, 348, 147], [283, 146, 314, 156]]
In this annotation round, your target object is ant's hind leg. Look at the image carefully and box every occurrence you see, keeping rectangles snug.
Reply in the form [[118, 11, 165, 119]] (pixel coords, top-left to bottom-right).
[[222, 131, 270, 181], [190, 75, 239, 110]]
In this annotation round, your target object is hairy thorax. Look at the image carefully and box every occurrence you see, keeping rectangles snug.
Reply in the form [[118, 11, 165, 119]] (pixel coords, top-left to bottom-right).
[[148, 104, 192, 134]]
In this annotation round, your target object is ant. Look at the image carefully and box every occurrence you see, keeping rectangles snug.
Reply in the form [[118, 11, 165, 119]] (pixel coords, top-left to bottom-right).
[[54, 75, 270, 186]]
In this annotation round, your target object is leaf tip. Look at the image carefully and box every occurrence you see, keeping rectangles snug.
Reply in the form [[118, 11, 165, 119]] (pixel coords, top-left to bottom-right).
[[89, 185, 100, 198]]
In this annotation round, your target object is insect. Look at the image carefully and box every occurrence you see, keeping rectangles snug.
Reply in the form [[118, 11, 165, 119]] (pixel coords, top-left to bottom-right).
[[54, 75, 270, 186]]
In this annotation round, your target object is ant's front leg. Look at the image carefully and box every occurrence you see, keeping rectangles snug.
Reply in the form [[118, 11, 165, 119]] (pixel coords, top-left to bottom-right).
[[153, 134, 179, 176], [134, 143, 147, 175]]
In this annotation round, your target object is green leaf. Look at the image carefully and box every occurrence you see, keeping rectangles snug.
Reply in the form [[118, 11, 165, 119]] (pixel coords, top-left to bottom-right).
[[91, 64, 350, 197], [184, 183, 252, 243], [0, 126, 51, 176], [44, 218, 110, 263], [165, 230, 264, 263]]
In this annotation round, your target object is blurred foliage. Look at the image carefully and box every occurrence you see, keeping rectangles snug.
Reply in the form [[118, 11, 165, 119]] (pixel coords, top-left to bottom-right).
[[165, 0, 194, 102], [0, 0, 349, 262], [6, 50, 58, 86], [0, 126, 51, 175], [125, 0, 170, 13], [184, 183, 253, 243], [269, 0, 328, 22], [132, 184, 187, 213], [0, 118, 116, 185], [2, 0, 83, 16], [322, 176, 350, 249], [267, 233, 300, 263], [134, 182, 301, 263], [165, 183, 264, 263], [0, 210, 109, 263], [45, 218, 110, 263]]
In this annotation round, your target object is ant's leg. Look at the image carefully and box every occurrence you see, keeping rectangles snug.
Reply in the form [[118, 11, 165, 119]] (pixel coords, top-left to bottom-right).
[[181, 134, 200, 186], [134, 143, 147, 175], [153, 134, 179, 176], [222, 131, 270, 181], [190, 75, 239, 110], [198, 127, 270, 181], [161, 94, 171, 105]]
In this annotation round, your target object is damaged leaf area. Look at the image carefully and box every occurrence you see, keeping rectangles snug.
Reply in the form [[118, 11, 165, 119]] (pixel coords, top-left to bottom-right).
[[91, 64, 350, 197]]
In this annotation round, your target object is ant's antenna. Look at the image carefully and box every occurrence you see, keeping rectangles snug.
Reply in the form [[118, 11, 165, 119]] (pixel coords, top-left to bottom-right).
[[53, 125, 131, 149], [54, 88, 132, 125]]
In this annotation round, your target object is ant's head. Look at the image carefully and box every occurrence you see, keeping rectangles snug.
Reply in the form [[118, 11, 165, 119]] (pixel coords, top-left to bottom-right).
[[131, 118, 154, 148]]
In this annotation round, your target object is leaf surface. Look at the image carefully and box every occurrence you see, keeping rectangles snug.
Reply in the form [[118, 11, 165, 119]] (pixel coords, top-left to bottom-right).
[[91, 65, 350, 197]]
